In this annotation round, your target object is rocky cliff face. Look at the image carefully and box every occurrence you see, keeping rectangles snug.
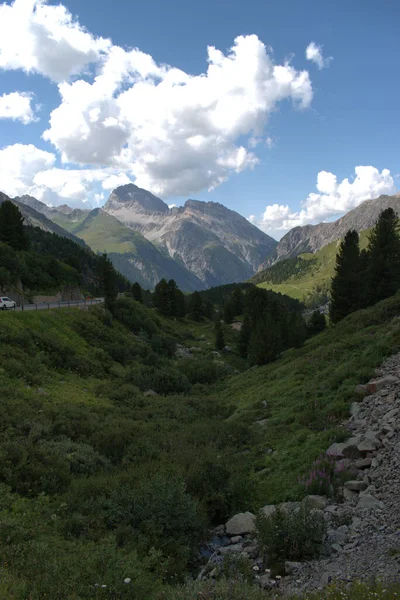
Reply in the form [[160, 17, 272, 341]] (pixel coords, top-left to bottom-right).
[[105, 184, 277, 287], [264, 193, 400, 267]]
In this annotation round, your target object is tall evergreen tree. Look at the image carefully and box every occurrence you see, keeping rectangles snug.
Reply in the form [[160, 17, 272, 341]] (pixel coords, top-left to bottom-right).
[[237, 313, 251, 357], [0, 200, 28, 250], [214, 319, 225, 350], [223, 301, 235, 324], [98, 253, 118, 310], [230, 287, 243, 317], [329, 230, 361, 324], [188, 291, 203, 321], [167, 279, 179, 317], [175, 289, 186, 318], [132, 282, 143, 303], [153, 279, 170, 316], [365, 208, 400, 305], [307, 310, 326, 337]]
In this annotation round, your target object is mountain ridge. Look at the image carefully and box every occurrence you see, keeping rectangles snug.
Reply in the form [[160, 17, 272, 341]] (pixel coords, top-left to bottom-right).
[[262, 193, 400, 268]]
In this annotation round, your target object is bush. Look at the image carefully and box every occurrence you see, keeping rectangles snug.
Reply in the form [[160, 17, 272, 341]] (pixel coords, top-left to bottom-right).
[[255, 502, 325, 571], [180, 359, 227, 385]]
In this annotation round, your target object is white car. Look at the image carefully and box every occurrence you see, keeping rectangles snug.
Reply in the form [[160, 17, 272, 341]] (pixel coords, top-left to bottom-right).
[[0, 297, 16, 310]]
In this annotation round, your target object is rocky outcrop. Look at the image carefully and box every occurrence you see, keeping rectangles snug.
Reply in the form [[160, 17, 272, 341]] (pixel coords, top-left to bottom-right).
[[198, 350, 400, 594], [104, 184, 277, 287], [262, 193, 400, 267], [279, 352, 400, 595]]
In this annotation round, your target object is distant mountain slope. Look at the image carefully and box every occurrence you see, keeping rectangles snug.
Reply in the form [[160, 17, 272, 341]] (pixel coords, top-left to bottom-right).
[[0, 192, 87, 246], [67, 208, 203, 291], [253, 229, 371, 302], [262, 193, 400, 268], [104, 184, 277, 287]]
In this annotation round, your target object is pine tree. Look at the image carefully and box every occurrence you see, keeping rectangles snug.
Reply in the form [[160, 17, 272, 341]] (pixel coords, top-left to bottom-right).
[[153, 279, 170, 316], [214, 319, 225, 350], [188, 291, 203, 321], [167, 279, 179, 317], [132, 282, 143, 303], [230, 287, 243, 317], [307, 310, 326, 337], [98, 253, 118, 310], [175, 289, 186, 318], [329, 230, 361, 324], [223, 301, 234, 324], [237, 313, 251, 357], [0, 200, 28, 250], [365, 208, 400, 305]]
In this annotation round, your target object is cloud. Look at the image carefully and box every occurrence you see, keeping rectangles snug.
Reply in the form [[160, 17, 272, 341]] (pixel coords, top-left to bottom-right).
[[0, 143, 134, 206], [0, 91, 37, 123], [252, 166, 396, 236], [0, 0, 110, 81], [0, 143, 55, 196], [305, 42, 332, 70], [43, 34, 313, 197]]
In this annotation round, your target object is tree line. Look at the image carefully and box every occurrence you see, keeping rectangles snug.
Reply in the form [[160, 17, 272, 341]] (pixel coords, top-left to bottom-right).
[[329, 208, 400, 323]]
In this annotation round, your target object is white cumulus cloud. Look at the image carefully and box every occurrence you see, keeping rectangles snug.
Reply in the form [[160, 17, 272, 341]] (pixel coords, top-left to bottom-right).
[[0, 91, 37, 123], [0, 0, 111, 81], [305, 42, 332, 70], [43, 34, 313, 197], [0, 143, 134, 206], [252, 166, 397, 237], [0, 143, 55, 197]]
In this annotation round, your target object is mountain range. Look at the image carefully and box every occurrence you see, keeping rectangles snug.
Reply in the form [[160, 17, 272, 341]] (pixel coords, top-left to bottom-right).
[[262, 192, 400, 268], [12, 184, 277, 290], [2, 186, 399, 293]]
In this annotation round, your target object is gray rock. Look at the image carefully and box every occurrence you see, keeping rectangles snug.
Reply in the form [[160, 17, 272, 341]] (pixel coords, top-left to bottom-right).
[[211, 351, 221, 358], [344, 480, 367, 492], [357, 494, 384, 510], [366, 375, 399, 394], [260, 505, 276, 518], [285, 561, 303, 575], [225, 512, 255, 535], [355, 458, 372, 469], [343, 487, 358, 501], [303, 495, 328, 511], [143, 389, 158, 397], [230, 535, 242, 544], [219, 543, 244, 554]]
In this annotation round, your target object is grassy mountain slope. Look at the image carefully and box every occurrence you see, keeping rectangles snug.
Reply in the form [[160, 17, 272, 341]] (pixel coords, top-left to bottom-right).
[[220, 291, 400, 504], [0, 291, 399, 597], [253, 229, 370, 301], [57, 208, 203, 291]]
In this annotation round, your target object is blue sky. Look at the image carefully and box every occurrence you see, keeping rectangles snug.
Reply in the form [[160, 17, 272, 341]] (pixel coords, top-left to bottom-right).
[[0, 0, 399, 239]]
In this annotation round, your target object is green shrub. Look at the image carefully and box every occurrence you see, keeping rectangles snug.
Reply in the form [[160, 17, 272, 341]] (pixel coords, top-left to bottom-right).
[[255, 502, 325, 571], [180, 359, 227, 385]]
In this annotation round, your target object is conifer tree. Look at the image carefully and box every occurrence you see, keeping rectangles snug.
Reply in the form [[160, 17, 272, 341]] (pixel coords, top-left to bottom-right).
[[153, 279, 170, 316], [329, 230, 361, 324], [223, 301, 234, 324], [237, 313, 251, 357], [365, 208, 400, 305], [0, 200, 28, 250], [175, 289, 186, 318], [98, 253, 118, 310], [307, 310, 326, 337], [188, 291, 203, 321], [230, 287, 243, 317], [167, 279, 179, 317], [132, 282, 143, 303], [214, 319, 225, 350]]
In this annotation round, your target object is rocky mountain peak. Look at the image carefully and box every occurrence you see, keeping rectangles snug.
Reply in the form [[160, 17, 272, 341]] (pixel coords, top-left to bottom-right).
[[107, 183, 169, 213]]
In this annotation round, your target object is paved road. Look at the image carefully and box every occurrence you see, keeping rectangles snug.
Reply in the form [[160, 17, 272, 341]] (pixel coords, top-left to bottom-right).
[[9, 299, 104, 312]]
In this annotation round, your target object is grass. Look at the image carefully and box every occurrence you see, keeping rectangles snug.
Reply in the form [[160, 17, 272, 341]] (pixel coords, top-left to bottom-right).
[[219, 291, 400, 504], [257, 230, 370, 301]]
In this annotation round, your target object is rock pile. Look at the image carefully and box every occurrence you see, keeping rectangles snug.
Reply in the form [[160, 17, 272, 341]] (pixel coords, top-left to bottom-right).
[[199, 353, 400, 594]]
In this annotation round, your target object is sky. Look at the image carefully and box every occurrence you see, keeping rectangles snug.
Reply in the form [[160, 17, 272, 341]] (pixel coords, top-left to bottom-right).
[[0, 0, 399, 239]]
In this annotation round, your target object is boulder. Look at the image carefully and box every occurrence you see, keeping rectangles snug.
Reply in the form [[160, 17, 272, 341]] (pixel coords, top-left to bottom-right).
[[354, 384, 368, 396], [357, 494, 384, 510], [260, 505, 276, 518], [219, 543, 244, 554], [326, 438, 362, 459], [343, 487, 358, 501], [302, 495, 328, 511], [225, 512, 255, 535], [355, 458, 372, 469], [143, 389, 158, 397], [344, 480, 367, 492], [357, 432, 380, 453], [285, 561, 302, 575], [366, 375, 399, 394]]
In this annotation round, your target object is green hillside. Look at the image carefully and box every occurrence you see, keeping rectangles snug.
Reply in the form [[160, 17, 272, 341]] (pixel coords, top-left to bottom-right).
[[0, 289, 399, 598], [253, 229, 370, 302], [58, 209, 202, 291]]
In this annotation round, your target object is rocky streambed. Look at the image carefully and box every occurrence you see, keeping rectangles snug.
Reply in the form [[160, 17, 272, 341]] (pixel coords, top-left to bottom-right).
[[197, 353, 400, 595]]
